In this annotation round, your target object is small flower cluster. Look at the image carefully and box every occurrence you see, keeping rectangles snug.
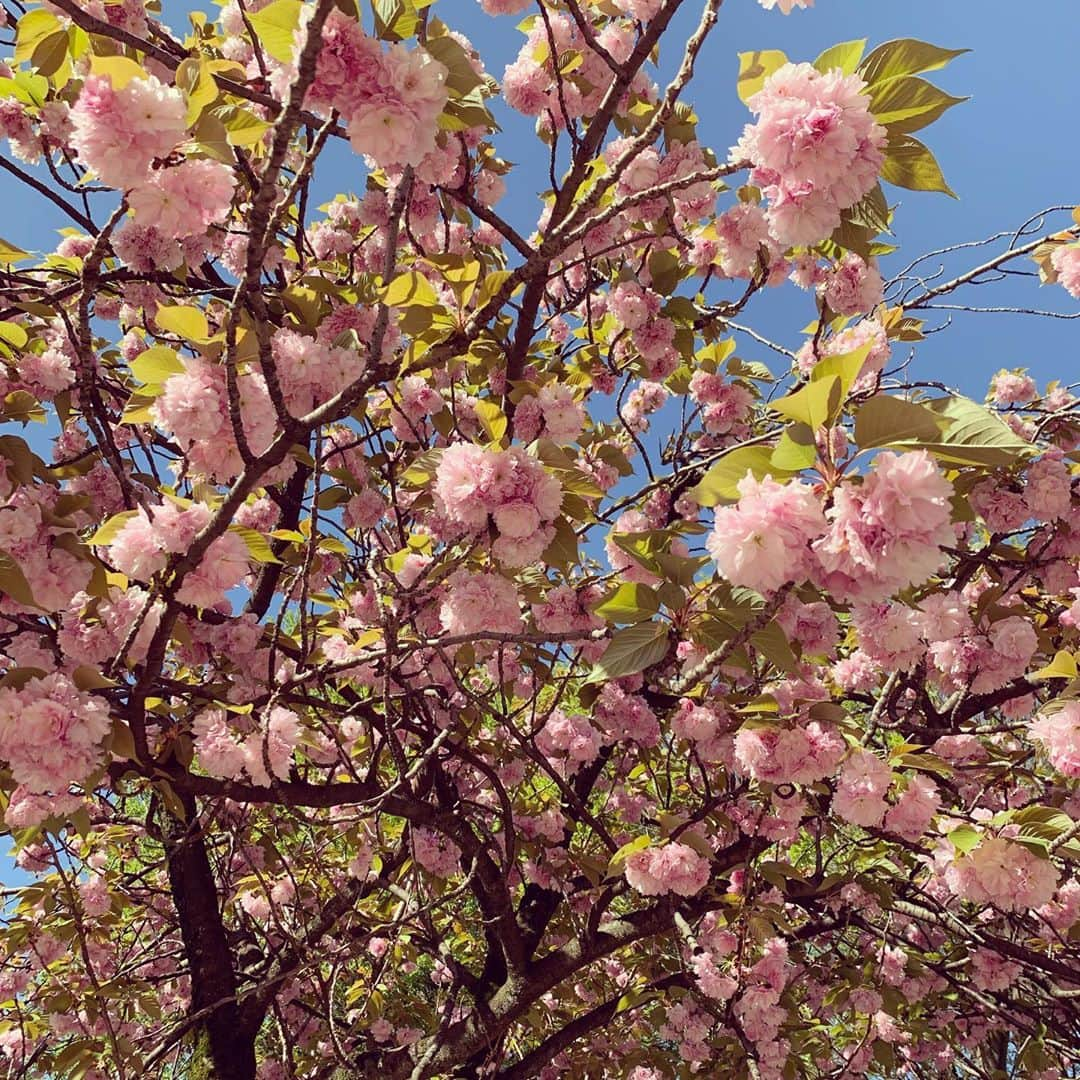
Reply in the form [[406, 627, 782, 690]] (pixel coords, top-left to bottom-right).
[[434, 444, 563, 567]]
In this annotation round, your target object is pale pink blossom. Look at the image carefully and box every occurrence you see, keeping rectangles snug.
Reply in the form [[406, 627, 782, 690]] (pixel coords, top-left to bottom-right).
[[624, 842, 710, 897]]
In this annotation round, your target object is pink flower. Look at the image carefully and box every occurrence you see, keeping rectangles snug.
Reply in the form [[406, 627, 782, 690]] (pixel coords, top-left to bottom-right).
[[128, 159, 236, 239], [813, 450, 954, 601], [479, 0, 531, 14], [733, 63, 885, 247], [624, 842, 710, 897], [733, 721, 843, 785], [1029, 703, 1080, 778], [990, 369, 1037, 405], [884, 774, 940, 841], [70, 74, 187, 190], [822, 254, 884, 315], [832, 750, 891, 827], [707, 473, 826, 593], [0, 673, 111, 793], [613, 0, 663, 21], [412, 828, 461, 877], [1050, 243, 1080, 299], [440, 569, 523, 637], [758, 0, 813, 10], [536, 709, 602, 773], [946, 837, 1059, 911]]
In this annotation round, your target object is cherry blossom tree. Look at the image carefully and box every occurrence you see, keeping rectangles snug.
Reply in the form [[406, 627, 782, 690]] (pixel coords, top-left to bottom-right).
[[0, 0, 1077, 1077]]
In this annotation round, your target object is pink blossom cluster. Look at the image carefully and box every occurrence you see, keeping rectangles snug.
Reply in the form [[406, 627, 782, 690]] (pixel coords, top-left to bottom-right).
[[192, 706, 300, 786], [535, 709, 602, 774], [813, 450, 955, 601], [439, 569, 523, 638], [831, 749, 892, 827], [1050, 243, 1080, 299], [707, 473, 825, 593], [299, 9, 448, 169], [106, 500, 251, 609], [512, 384, 586, 444], [270, 327, 367, 417], [822, 254, 884, 315], [502, 10, 645, 130], [733, 721, 845, 785], [689, 370, 755, 437], [1029, 703, 1080, 778], [945, 837, 1059, 911], [69, 74, 187, 190], [0, 672, 111, 793], [733, 63, 886, 247], [152, 357, 276, 480], [624, 841, 711, 897], [759, 0, 813, 12], [434, 444, 563, 567], [412, 828, 461, 878]]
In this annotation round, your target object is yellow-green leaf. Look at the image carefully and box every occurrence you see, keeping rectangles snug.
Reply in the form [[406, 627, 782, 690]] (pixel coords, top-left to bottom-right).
[[382, 270, 439, 308], [736, 49, 788, 105], [231, 525, 282, 564], [853, 394, 946, 450], [0, 550, 38, 609], [868, 75, 967, 135], [858, 38, 969, 86], [474, 399, 507, 444], [88, 54, 147, 90], [1030, 651, 1078, 681], [247, 0, 302, 63], [814, 39, 866, 76], [589, 621, 668, 682], [154, 305, 211, 343], [130, 346, 185, 386], [14, 9, 62, 65], [772, 376, 842, 431], [87, 510, 138, 547], [882, 134, 956, 197], [691, 445, 786, 507], [592, 583, 661, 625]]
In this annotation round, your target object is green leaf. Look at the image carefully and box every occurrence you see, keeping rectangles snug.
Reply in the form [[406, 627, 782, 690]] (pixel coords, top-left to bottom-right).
[[750, 621, 797, 673], [592, 583, 661, 625], [231, 525, 282, 564], [924, 395, 1035, 465], [1030, 651, 1078, 681], [858, 38, 970, 86], [87, 509, 138, 547], [812, 343, 873, 399], [868, 76, 967, 135], [736, 49, 788, 105], [14, 9, 62, 65], [854, 394, 946, 449], [770, 423, 817, 472], [882, 134, 956, 196], [155, 305, 211, 343], [130, 346, 185, 386], [382, 270, 439, 308], [814, 39, 867, 76], [589, 622, 669, 681], [948, 824, 982, 855], [771, 376, 842, 431], [0, 549, 38, 608], [30, 29, 68, 78], [0, 322, 28, 349], [0, 237, 29, 265], [474, 398, 508, 445], [247, 0, 302, 63], [691, 445, 787, 507]]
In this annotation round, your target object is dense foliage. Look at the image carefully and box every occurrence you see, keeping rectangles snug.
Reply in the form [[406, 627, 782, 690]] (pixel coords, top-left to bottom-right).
[[0, 0, 1077, 1076]]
